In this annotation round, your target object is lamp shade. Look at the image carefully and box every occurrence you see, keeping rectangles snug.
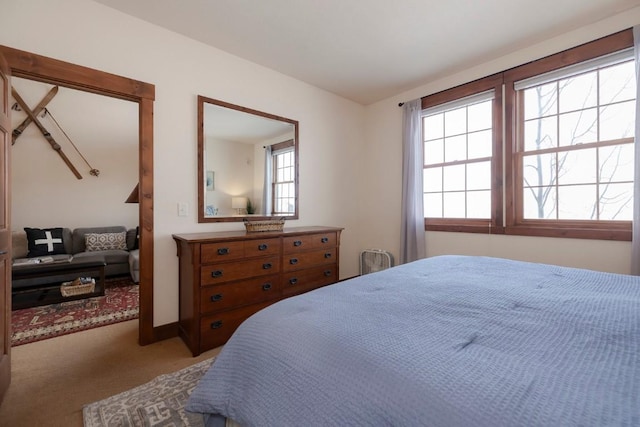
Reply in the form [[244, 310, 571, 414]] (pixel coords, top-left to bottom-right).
[[231, 197, 247, 209]]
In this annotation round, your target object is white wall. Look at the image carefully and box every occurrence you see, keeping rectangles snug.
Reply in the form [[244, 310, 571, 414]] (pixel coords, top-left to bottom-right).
[[0, 0, 365, 326], [206, 137, 255, 216], [10, 77, 139, 231], [362, 8, 640, 275]]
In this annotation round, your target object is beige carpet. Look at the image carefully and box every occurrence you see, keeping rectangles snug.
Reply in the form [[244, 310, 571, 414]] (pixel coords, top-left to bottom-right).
[[0, 319, 221, 427]]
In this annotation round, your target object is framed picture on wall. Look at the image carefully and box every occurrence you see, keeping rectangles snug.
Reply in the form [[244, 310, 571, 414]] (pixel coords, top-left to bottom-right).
[[206, 171, 215, 191]]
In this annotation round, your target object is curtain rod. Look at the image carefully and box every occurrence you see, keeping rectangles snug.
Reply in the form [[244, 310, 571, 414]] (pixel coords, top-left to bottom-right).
[[398, 102, 404, 107]]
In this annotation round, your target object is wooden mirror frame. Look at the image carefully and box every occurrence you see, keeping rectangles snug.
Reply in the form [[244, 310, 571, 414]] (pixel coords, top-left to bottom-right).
[[0, 45, 158, 345], [197, 95, 299, 222]]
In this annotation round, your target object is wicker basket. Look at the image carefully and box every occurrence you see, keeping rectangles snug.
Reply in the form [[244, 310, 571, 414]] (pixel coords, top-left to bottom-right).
[[61, 278, 96, 297], [244, 217, 285, 232]]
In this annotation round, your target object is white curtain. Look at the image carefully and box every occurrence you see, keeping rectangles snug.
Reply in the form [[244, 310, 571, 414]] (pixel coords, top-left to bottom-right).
[[400, 99, 426, 264], [262, 145, 273, 215], [632, 26, 640, 275]]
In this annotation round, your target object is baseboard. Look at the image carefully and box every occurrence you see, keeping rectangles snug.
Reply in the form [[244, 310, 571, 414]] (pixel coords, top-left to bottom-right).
[[152, 322, 179, 342]]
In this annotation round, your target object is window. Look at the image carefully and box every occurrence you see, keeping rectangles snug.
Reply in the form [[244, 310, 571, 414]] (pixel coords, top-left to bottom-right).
[[420, 29, 634, 240], [516, 53, 635, 223], [272, 145, 295, 215], [421, 74, 503, 233]]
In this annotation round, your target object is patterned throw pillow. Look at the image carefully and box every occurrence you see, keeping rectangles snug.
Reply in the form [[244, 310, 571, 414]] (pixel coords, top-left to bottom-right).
[[85, 232, 127, 251], [24, 227, 66, 257]]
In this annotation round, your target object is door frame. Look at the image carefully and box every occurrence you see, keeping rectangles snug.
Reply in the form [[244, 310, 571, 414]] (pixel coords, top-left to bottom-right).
[[0, 45, 157, 345]]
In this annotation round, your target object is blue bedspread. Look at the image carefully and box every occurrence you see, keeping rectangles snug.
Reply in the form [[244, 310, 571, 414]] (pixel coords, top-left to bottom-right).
[[186, 255, 640, 426]]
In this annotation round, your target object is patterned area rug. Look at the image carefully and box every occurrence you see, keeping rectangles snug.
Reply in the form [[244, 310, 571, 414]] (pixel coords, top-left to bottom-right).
[[83, 357, 215, 427], [11, 276, 139, 346]]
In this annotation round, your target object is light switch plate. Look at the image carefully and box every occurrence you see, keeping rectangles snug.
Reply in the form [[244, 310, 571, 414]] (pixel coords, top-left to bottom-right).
[[178, 202, 188, 217]]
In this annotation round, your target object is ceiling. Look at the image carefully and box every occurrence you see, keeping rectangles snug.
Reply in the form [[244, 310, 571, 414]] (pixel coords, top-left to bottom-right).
[[94, 0, 639, 105]]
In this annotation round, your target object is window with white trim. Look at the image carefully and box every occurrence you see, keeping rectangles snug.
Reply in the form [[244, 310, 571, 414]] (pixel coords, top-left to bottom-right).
[[272, 147, 295, 215], [515, 50, 635, 222], [423, 91, 494, 219], [418, 29, 635, 240]]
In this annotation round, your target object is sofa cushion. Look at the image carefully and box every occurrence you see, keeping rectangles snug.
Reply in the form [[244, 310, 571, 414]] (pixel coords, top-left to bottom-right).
[[24, 227, 67, 257], [73, 250, 129, 265], [85, 232, 127, 251], [72, 226, 127, 254], [126, 227, 139, 250], [12, 231, 28, 260]]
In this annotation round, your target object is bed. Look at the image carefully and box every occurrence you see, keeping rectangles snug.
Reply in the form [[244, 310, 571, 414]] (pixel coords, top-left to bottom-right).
[[186, 255, 640, 426]]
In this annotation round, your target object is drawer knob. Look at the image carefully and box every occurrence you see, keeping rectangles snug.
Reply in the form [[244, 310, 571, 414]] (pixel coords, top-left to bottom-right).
[[324, 270, 332, 277], [324, 252, 332, 259], [210, 294, 223, 302], [217, 247, 230, 255], [289, 258, 298, 265], [210, 320, 223, 329], [262, 283, 272, 291], [321, 237, 329, 243], [289, 278, 298, 285], [263, 262, 273, 269], [293, 240, 302, 247], [211, 270, 223, 278], [258, 243, 268, 251]]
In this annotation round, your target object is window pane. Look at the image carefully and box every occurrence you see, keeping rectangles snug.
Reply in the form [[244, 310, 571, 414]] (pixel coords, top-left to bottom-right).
[[423, 114, 444, 140], [599, 182, 633, 220], [524, 83, 557, 120], [557, 148, 596, 185], [600, 61, 635, 105], [444, 135, 466, 162], [559, 108, 597, 146], [443, 192, 465, 218], [524, 116, 557, 151], [467, 100, 492, 132], [467, 190, 490, 218], [424, 193, 442, 218], [523, 153, 556, 188], [467, 161, 490, 191], [523, 186, 556, 219], [600, 144, 634, 183], [424, 167, 443, 192], [559, 72, 597, 113], [443, 164, 465, 191], [424, 139, 444, 165], [468, 130, 492, 159], [283, 152, 292, 167], [600, 100, 635, 141], [558, 185, 596, 220], [444, 107, 466, 136]]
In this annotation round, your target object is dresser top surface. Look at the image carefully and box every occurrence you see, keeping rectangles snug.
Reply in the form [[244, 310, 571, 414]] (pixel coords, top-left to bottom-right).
[[173, 226, 343, 243]]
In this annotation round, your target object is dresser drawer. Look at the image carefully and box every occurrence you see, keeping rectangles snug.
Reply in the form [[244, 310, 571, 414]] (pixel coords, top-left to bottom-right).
[[201, 274, 280, 313], [244, 238, 280, 257], [200, 301, 271, 351], [283, 248, 336, 272], [201, 256, 280, 285], [283, 232, 337, 253], [201, 241, 246, 263], [282, 264, 338, 296]]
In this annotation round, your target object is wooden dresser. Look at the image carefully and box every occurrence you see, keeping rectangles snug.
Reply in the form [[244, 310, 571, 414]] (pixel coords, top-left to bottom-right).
[[173, 226, 343, 356]]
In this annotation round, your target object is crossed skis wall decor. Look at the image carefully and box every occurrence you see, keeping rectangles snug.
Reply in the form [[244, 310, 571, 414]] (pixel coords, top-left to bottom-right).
[[11, 85, 100, 179]]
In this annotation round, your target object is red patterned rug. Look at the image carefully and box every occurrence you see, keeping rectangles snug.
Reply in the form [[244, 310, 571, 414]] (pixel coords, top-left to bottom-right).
[[11, 276, 139, 346]]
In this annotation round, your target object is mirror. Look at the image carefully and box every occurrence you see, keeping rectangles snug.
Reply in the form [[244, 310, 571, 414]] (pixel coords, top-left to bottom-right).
[[198, 96, 299, 222]]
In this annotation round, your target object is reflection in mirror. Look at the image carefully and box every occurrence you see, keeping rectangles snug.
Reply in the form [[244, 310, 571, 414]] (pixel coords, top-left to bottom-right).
[[198, 96, 299, 222]]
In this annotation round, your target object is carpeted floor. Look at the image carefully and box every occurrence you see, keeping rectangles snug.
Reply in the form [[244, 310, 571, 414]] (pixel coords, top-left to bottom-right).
[[83, 357, 216, 427], [11, 276, 139, 346]]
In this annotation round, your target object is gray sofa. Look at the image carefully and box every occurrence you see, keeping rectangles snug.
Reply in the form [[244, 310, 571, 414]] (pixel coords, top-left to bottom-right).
[[12, 225, 139, 290]]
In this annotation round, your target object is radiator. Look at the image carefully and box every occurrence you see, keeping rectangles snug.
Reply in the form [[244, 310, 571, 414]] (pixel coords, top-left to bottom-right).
[[359, 249, 394, 275]]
